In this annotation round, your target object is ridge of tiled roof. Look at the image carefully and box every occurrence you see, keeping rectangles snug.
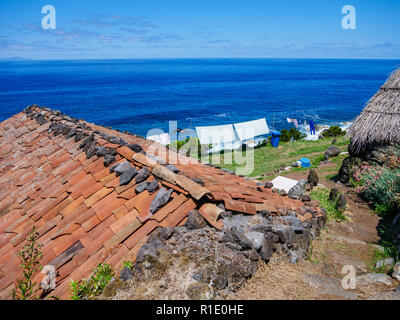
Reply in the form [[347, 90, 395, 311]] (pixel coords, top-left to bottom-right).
[[0, 105, 323, 299]]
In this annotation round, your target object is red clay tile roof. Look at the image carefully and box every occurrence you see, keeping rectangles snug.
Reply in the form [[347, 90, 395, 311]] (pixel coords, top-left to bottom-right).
[[0, 105, 321, 300]]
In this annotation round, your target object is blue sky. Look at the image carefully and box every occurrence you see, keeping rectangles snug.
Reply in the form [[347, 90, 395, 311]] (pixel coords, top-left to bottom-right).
[[0, 0, 399, 59]]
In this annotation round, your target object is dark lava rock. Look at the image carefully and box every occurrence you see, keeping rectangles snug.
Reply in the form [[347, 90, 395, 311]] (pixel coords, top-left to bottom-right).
[[166, 164, 179, 173], [264, 181, 273, 189], [146, 180, 159, 193], [324, 145, 340, 160], [79, 134, 94, 149], [119, 167, 138, 186], [156, 227, 174, 241], [119, 267, 133, 281], [103, 154, 115, 167], [229, 226, 253, 250], [307, 169, 319, 188], [149, 188, 173, 214], [288, 179, 307, 198], [135, 181, 149, 193], [301, 194, 311, 202], [329, 187, 339, 202], [65, 128, 76, 139], [134, 167, 150, 184], [185, 210, 206, 229], [260, 234, 274, 262], [336, 193, 346, 212], [338, 156, 362, 183], [74, 131, 88, 142], [114, 161, 132, 176], [128, 143, 143, 153], [191, 177, 205, 186]]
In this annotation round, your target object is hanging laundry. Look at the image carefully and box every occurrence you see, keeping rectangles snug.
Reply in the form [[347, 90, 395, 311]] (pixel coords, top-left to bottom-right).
[[286, 117, 299, 128], [309, 120, 316, 135]]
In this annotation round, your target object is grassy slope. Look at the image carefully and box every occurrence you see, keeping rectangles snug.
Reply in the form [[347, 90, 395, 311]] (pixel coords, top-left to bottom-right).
[[212, 136, 349, 177]]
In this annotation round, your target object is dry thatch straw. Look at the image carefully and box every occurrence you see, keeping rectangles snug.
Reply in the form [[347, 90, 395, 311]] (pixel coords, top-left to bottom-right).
[[348, 67, 400, 153]]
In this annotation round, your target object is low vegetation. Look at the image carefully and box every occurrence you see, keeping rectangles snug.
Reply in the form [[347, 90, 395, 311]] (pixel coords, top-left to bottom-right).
[[352, 165, 400, 217], [320, 125, 346, 138], [310, 188, 347, 221], [70, 263, 114, 300], [12, 227, 42, 300], [213, 135, 349, 177], [279, 128, 306, 142]]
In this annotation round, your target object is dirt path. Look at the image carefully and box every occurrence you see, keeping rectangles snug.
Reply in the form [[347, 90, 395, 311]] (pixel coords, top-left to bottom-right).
[[229, 160, 400, 300]]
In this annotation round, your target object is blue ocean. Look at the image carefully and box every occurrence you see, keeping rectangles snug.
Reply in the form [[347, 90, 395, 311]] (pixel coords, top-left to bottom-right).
[[0, 59, 399, 137]]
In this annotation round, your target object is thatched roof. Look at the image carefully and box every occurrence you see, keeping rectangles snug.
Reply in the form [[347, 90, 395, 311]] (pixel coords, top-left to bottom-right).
[[348, 67, 400, 152]]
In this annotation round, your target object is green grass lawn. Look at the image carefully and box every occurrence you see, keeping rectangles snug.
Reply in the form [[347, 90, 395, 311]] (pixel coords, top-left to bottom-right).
[[208, 136, 349, 177]]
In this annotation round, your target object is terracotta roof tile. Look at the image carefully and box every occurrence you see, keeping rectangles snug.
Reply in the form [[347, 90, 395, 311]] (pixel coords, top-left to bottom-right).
[[83, 187, 113, 208], [104, 218, 142, 250], [92, 192, 125, 221], [0, 107, 321, 299], [198, 203, 224, 230], [124, 220, 159, 250], [151, 193, 188, 222], [159, 198, 196, 228], [109, 209, 139, 234]]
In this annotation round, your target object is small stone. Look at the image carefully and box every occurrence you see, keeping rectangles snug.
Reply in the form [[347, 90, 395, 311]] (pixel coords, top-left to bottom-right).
[[324, 145, 340, 160], [119, 167, 138, 186], [264, 182, 273, 189], [288, 179, 306, 198], [135, 181, 149, 193], [191, 177, 205, 186], [149, 188, 173, 214], [329, 188, 339, 202], [393, 262, 400, 281], [260, 235, 274, 261], [336, 193, 346, 212], [119, 267, 133, 281], [166, 164, 179, 173], [86, 145, 99, 159], [288, 250, 299, 264], [128, 143, 143, 153], [114, 161, 132, 176], [307, 169, 319, 187], [103, 154, 115, 167], [134, 167, 150, 184], [301, 194, 311, 202], [185, 210, 206, 229], [146, 180, 159, 193]]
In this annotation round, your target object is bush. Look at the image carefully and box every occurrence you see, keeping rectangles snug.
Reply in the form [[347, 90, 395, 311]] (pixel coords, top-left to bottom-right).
[[70, 263, 114, 300], [12, 227, 43, 300], [353, 165, 400, 215], [280, 128, 306, 143], [310, 188, 346, 221], [321, 126, 346, 138]]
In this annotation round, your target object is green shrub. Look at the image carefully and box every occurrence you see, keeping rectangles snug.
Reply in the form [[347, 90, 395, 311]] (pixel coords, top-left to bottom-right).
[[280, 128, 306, 143], [353, 164, 400, 215], [369, 240, 399, 273], [12, 227, 42, 300], [70, 263, 114, 300], [321, 126, 346, 138], [310, 188, 346, 221]]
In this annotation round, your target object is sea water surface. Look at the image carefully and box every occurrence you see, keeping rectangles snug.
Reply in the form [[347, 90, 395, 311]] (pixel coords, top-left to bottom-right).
[[0, 58, 399, 137]]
